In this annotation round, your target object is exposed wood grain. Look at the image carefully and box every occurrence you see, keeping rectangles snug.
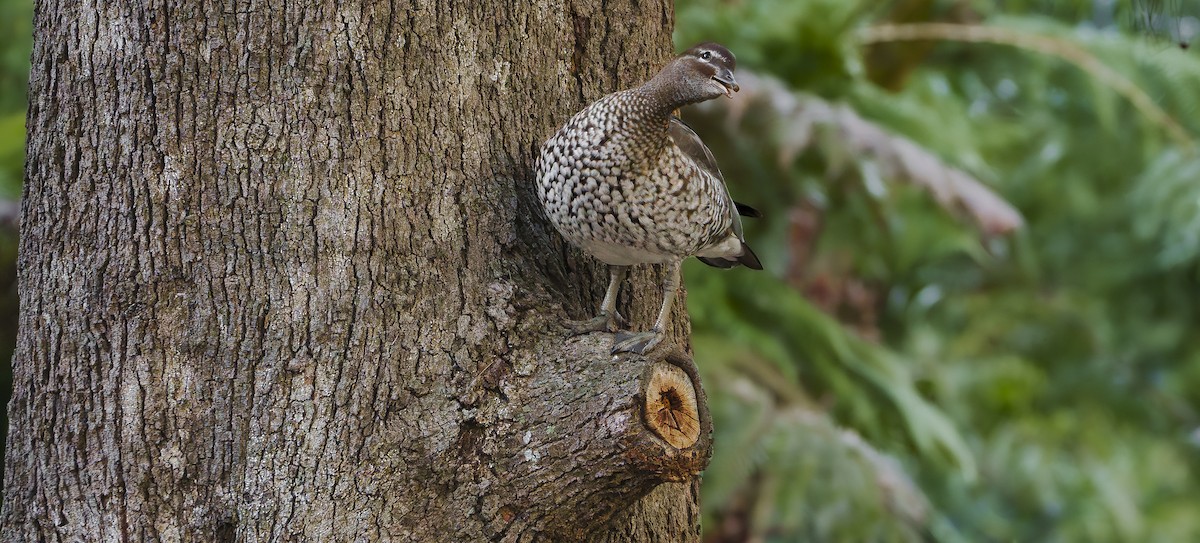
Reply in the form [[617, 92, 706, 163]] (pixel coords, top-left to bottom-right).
[[643, 362, 701, 450]]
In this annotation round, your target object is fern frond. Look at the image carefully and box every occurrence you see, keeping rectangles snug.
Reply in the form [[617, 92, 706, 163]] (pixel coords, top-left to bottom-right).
[[697, 71, 1024, 235]]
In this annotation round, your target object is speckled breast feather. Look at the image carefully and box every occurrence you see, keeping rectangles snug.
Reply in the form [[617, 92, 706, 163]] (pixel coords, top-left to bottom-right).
[[535, 89, 734, 266]]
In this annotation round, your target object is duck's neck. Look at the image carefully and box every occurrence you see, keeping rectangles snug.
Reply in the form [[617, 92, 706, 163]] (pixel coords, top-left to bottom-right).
[[634, 63, 696, 117]]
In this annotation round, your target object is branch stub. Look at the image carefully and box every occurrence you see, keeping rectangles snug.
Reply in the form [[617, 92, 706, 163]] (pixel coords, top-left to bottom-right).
[[643, 362, 700, 449]]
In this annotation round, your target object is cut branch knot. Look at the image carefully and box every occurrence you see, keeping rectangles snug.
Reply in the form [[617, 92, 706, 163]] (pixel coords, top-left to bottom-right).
[[487, 336, 712, 540], [643, 362, 701, 449]]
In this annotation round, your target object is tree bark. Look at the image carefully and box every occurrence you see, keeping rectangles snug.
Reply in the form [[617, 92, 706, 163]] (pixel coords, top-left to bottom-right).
[[3, 1, 713, 541]]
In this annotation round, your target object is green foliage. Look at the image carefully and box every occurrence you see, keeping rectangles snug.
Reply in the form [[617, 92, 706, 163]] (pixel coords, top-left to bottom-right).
[[0, 0, 28, 197], [696, 335, 930, 542], [0, 113, 23, 198], [1132, 151, 1200, 269], [0, 0, 30, 112], [677, 0, 1200, 540], [688, 266, 975, 480], [0, 0, 26, 480], [677, 0, 869, 93]]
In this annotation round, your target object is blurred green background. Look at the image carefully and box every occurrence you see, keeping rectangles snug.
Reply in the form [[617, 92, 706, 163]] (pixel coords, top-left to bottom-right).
[[1, 0, 1199, 541], [677, 0, 1200, 541], [0, 0, 29, 477]]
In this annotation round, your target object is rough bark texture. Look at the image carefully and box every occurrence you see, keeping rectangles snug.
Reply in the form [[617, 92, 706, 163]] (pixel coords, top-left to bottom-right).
[[3, 1, 713, 541]]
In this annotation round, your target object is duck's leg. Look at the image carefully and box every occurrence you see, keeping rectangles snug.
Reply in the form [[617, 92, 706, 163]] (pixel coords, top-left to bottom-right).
[[612, 261, 680, 355], [567, 265, 628, 335]]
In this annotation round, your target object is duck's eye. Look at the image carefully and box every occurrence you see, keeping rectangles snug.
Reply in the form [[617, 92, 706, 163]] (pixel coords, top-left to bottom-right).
[[700, 51, 711, 60]]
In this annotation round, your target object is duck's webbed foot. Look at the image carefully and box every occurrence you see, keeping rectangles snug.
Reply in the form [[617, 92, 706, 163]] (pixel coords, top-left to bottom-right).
[[611, 329, 664, 355], [566, 265, 628, 337], [610, 261, 681, 356], [566, 311, 625, 336]]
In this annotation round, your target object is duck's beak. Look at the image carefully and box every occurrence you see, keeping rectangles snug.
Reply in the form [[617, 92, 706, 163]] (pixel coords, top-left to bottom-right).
[[713, 69, 739, 98]]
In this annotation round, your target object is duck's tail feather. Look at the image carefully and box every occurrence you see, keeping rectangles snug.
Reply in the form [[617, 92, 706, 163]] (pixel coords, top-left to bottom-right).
[[698, 241, 763, 270]]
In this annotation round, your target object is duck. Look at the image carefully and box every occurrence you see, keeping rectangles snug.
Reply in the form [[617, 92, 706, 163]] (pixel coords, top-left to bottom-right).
[[535, 42, 762, 355]]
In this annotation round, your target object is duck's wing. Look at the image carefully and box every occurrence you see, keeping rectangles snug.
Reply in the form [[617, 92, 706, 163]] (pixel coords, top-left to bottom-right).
[[668, 116, 723, 180], [668, 116, 761, 218], [668, 116, 762, 269]]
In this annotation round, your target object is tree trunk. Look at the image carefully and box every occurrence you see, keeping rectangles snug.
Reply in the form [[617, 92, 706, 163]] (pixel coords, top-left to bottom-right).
[[3, 1, 714, 541]]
